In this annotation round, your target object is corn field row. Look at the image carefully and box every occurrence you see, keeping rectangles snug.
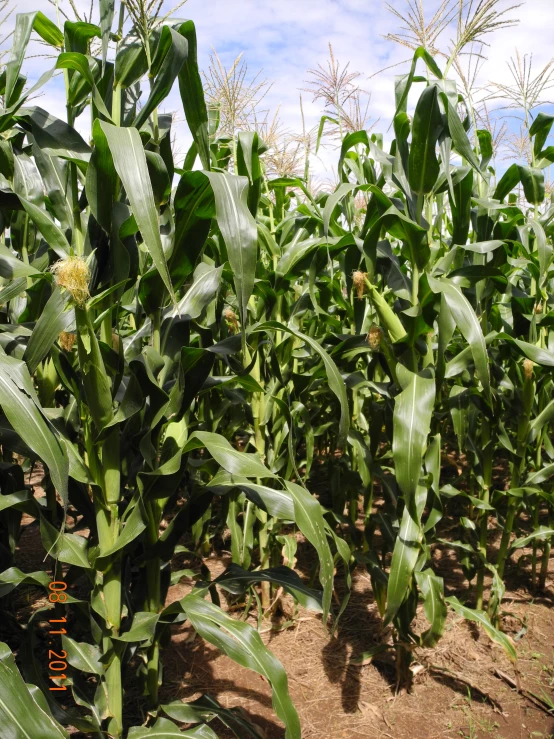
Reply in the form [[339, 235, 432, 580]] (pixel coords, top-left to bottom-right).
[[0, 2, 553, 737]]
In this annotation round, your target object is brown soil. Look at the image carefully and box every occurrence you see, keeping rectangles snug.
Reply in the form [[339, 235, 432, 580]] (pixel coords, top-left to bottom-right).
[[158, 547, 554, 739], [3, 469, 554, 739]]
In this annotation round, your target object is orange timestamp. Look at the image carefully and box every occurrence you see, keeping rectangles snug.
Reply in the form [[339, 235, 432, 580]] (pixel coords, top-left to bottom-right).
[[46, 580, 69, 692]]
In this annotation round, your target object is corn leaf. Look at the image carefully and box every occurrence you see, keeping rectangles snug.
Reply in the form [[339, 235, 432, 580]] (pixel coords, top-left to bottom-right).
[[445, 596, 517, 662], [0, 642, 69, 739], [178, 594, 301, 739], [202, 171, 257, 323], [0, 353, 68, 505], [100, 121, 175, 301]]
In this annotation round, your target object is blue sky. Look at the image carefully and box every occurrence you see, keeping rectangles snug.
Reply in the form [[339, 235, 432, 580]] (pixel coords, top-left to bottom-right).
[[15, 0, 554, 178]]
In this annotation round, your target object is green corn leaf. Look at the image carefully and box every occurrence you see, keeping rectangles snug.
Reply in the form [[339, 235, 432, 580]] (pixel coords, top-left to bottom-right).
[[237, 131, 262, 215], [449, 385, 469, 451], [40, 516, 90, 568], [323, 182, 358, 237], [415, 570, 447, 647], [494, 163, 520, 201], [408, 84, 443, 194], [0, 245, 41, 279], [384, 485, 427, 625], [17, 107, 91, 166], [30, 138, 72, 231], [74, 307, 114, 432], [0, 568, 50, 598], [178, 594, 301, 739], [0, 642, 69, 739], [445, 596, 517, 662], [530, 112, 554, 156], [529, 398, 554, 442], [61, 636, 103, 675], [129, 718, 216, 738], [114, 612, 160, 643], [175, 170, 215, 252], [381, 204, 429, 270], [214, 563, 323, 612], [528, 217, 552, 283], [518, 165, 545, 204], [275, 236, 327, 277], [86, 119, 117, 233], [95, 499, 148, 565], [202, 171, 257, 324], [24, 288, 71, 374], [493, 334, 554, 367], [177, 20, 211, 170], [459, 240, 505, 254], [114, 32, 148, 88], [13, 150, 44, 205], [0, 277, 27, 304], [316, 114, 339, 154], [0, 353, 68, 506], [162, 695, 264, 738], [208, 475, 295, 520], [526, 465, 554, 485], [254, 321, 350, 448], [477, 129, 493, 168], [0, 490, 34, 513], [394, 46, 443, 116], [63, 20, 101, 53], [134, 27, 188, 130], [100, 121, 175, 301], [99, 0, 114, 70], [185, 431, 276, 478], [167, 265, 222, 321], [55, 53, 113, 121], [438, 90, 481, 174], [285, 481, 334, 622], [18, 196, 71, 257], [449, 169, 473, 246], [511, 527, 554, 550], [392, 366, 435, 515], [5, 13, 62, 106], [32, 12, 65, 47], [428, 275, 490, 400]]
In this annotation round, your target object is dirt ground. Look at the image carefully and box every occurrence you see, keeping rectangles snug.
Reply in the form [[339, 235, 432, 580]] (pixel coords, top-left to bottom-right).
[[156, 544, 554, 739], [4, 474, 554, 739]]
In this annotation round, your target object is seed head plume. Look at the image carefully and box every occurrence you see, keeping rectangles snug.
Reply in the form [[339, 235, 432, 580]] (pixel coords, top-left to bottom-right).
[[51, 256, 90, 307], [223, 307, 239, 334], [367, 325, 383, 351], [58, 331, 77, 352], [352, 270, 367, 299], [523, 358, 534, 381]]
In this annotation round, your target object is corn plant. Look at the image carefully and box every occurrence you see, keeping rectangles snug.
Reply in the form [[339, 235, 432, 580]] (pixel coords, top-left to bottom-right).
[[0, 8, 344, 738], [0, 0, 553, 737]]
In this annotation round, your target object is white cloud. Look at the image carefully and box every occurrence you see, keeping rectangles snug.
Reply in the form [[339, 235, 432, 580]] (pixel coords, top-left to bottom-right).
[[12, 0, 554, 176]]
